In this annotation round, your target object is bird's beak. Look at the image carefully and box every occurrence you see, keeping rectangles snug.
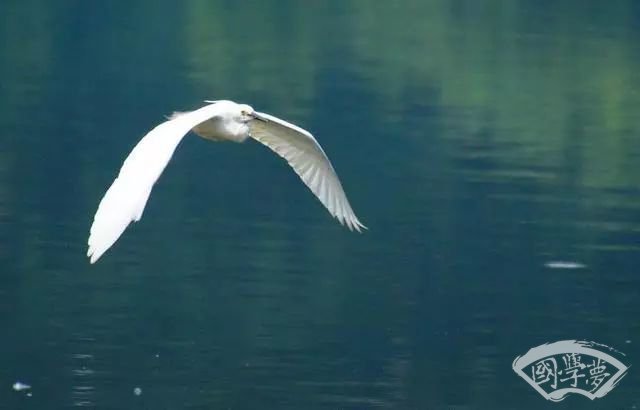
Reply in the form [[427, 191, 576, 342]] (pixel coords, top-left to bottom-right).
[[250, 112, 268, 122]]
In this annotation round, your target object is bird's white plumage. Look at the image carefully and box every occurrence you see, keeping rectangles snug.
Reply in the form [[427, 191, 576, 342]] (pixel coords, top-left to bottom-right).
[[87, 100, 364, 263], [87, 104, 226, 263], [249, 112, 365, 232]]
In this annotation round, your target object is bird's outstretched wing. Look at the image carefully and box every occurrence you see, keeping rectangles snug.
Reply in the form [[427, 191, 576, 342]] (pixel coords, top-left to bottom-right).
[[249, 112, 366, 232], [87, 103, 223, 263]]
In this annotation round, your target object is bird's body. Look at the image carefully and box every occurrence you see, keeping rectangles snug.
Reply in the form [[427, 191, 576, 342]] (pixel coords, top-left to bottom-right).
[[87, 100, 365, 263], [170, 100, 252, 143]]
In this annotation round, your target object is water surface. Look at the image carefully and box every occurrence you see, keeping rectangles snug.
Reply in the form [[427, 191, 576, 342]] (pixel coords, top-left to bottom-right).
[[1, 1, 639, 409]]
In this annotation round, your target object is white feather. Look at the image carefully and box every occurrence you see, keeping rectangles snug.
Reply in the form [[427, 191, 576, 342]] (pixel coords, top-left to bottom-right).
[[87, 100, 365, 264], [87, 103, 225, 263], [249, 111, 366, 232]]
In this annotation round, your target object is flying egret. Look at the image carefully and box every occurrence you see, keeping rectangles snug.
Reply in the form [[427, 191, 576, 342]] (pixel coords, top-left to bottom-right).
[[87, 100, 365, 263]]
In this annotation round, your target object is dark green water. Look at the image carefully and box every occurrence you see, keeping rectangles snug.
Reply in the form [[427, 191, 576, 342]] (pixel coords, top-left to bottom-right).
[[1, 1, 639, 409]]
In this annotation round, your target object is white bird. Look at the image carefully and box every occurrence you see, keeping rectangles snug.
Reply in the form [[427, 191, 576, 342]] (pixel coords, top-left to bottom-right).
[[87, 100, 365, 263]]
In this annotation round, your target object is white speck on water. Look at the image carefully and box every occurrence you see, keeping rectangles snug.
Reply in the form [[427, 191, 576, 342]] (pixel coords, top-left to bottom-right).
[[544, 261, 587, 269], [12, 382, 31, 392], [626, 340, 632, 344], [26, 392, 32, 397], [133, 387, 142, 396]]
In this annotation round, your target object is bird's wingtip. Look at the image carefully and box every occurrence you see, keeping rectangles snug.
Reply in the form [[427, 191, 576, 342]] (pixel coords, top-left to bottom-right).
[[88, 252, 100, 264], [343, 216, 367, 233], [87, 244, 101, 264], [353, 221, 368, 233]]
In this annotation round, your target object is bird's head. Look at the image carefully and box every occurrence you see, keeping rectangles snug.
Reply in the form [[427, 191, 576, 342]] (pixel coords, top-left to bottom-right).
[[238, 104, 256, 122], [236, 103, 268, 123]]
